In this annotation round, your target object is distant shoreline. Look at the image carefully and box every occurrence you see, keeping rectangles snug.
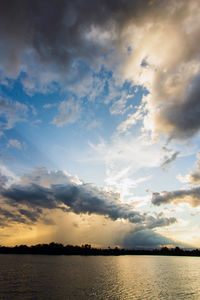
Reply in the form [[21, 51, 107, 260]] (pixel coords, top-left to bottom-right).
[[0, 243, 200, 257]]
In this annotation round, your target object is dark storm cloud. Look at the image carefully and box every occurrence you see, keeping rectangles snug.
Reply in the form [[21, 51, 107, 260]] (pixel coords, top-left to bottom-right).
[[51, 183, 144, 222], [1, 180, 176, 228], [0, 0, 169, 76], [152, 186, 200, 207], [0, 1, 124, 71], [3, 183, 58, 209], [0, 207, 30, 226], [143, 215, 177, 229], [2, 182, 143, 223], [0, 186, 48, 226], [0, 206, 54, 226], [18, 208, 42, 223], [156, 76, 200, 139], [121, 229, 185, 249]]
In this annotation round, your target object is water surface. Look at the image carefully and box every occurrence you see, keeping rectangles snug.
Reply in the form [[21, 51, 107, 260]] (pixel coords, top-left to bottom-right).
[[0, 254, 199, 299]]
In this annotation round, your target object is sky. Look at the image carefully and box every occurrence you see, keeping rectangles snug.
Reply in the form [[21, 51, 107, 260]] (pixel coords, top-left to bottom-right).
[[0, 0, 200, 248]]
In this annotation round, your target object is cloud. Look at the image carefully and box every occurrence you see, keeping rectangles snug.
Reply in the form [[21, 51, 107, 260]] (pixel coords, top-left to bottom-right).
[[117, 101, 145, 133], [0, 167, 176, 229], [19, 167, 81, 187], [52, 98, 81, 127], [0, 165, 19, 186], [88, 134, 163, 196], [152, 187, 200, 207], [0, 0, 120, 86], [43, 103, 57, 109], [30, 105, 37, 116], [178, 152, 200, 184], [153, 76, 200, 139], [0, 98, 28, 131], [161, 151, 180, 170], [109, 98, 129, 115], [0, 205, 48, 227], [120, 1, 200, 140], [86, 119, 101, 130], [18, 208, 43, 223], [0, 0, 153, 76], [121, 229, 183, 249], [3, 184, 59, 210], [105, 168, 151, 203], [0, 172, 8, 191], [0, 207, 27, 226], [7, 139, 22, 150]]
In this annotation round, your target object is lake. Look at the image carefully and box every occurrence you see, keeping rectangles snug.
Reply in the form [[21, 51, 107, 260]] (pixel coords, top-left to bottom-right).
[[0, 254, 200, 299]]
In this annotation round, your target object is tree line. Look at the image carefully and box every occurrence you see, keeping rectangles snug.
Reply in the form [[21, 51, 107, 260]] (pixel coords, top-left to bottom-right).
[[0, 243, 200, 256]]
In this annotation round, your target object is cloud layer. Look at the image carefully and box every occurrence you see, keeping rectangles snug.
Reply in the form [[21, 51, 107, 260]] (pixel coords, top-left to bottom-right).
[[0, 168, 176, 230]]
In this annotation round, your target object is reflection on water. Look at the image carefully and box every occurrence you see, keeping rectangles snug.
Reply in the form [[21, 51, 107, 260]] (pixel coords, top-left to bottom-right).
[[0, 254, 200, 299]]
